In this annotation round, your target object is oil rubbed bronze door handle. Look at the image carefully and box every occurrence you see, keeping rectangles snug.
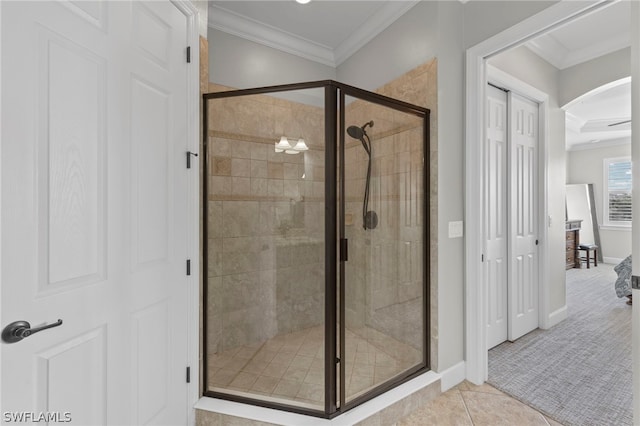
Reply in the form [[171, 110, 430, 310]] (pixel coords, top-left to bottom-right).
[[1, 319, 63, 344]]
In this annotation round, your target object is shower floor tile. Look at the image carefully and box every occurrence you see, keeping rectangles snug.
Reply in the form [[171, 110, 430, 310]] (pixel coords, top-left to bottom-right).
[[208, 325, 421, 409]]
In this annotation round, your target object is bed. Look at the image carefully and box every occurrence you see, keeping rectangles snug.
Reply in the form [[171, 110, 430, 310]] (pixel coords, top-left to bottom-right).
[[614, 255, 633, 304]]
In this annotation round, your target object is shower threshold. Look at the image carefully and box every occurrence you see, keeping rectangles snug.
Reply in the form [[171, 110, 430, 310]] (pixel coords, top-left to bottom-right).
[[207, 325, 421, 410]]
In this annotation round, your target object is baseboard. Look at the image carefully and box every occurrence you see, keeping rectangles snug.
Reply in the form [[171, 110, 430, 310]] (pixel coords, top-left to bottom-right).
[[439, 361, 466, 392], [542, 305, 567, 329], [603, 257, 623, 265]]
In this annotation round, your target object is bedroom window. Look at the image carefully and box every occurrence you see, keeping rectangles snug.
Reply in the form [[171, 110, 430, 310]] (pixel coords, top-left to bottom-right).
[[604, 157, 632, 226]]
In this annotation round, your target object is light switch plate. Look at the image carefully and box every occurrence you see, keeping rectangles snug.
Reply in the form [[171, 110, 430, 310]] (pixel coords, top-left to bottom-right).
[[449, 221, 463, 238]]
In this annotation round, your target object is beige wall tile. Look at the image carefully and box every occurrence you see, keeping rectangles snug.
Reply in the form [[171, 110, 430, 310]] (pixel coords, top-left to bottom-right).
[[267, 179, 284, 196], [209, 138, 231, 157], [267, 162, 284, 179], [209, 176, 231, 196], [250, 178, 268, 196], [232, 177, 251, 195], [231, 158, 251, 177], [250, 142, 269, 160], [283, 162, 299, 180], [212, 157, 231, 176], [232, 140, 253, 159], [250, 160, 267, 178]]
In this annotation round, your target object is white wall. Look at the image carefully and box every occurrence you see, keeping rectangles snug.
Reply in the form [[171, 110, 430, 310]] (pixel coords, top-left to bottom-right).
[[462, 1, 558, 49], [567, 143, 632, 262], [336, 1, 439, 91], [434, 0, 465, 373], [559, 47, 630, 107], [487, 45, 568, 315], [207, 28, 336, 89]]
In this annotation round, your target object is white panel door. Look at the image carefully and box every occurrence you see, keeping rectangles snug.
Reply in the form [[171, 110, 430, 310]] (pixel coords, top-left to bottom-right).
[[485, 85, 509, 349], [508, 92, 539, 341], [1, 2, 190, 425]]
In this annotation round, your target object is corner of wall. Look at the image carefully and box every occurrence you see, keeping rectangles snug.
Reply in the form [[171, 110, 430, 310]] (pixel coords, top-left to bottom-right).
[[541, 305, 567, 330], [439, 361, 466, 392]]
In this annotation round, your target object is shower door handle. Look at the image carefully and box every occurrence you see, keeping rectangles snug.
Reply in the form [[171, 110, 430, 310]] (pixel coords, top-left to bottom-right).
[[2, 319, 63, 343]]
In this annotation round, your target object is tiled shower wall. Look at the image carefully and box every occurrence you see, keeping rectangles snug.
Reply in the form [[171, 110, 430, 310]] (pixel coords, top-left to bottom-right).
[[344, 59, 437, 354], [381, 59, 438, 368], [206, 86, 326, 354], [205, 57, 438, 362], [343, 123, 425, 342]]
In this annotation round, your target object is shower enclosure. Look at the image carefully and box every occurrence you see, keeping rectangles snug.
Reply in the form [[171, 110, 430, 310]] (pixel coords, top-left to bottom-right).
[[203, 80, 430, 418]]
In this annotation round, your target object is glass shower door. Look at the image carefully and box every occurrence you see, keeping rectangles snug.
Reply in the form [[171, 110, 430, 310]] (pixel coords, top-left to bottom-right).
[[204, 86, 327, 412], [340, 91, 428, 405]]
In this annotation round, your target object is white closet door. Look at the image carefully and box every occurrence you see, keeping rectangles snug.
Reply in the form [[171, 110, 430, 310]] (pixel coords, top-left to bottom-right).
[[508, 92, 539, 341], [485, 85, 509, 349]]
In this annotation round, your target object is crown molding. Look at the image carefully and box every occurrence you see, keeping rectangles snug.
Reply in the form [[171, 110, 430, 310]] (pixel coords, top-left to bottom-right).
[[208, 2, 419, 68], [581, 117, 632, 132], [565, 111, 586, 133], [567, 136, 631, 152], [561, 33, 630, 69], [525, 34, 566, 69], [526, 32, 629, 70], [208, 4, 335, 67]]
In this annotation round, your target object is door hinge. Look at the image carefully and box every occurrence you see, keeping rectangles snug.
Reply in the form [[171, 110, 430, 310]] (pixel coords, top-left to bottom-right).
[[536, 239, 539, 245], [186, 46, 191, 63], [186, 366, 191, 383], [186, 259, 191, 276], [187, 151, 198, 169], [481, 254, 484, 262], [340, 238, 348, 262]]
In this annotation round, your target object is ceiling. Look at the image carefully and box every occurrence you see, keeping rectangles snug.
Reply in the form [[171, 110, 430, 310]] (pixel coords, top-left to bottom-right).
[[525, 1, 631, 150], [208, 1, 419, 67], [208, 0, 632, 150]]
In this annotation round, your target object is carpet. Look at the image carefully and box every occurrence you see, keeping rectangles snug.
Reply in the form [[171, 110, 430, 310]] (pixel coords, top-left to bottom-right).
[[487, 264, 632, 426]]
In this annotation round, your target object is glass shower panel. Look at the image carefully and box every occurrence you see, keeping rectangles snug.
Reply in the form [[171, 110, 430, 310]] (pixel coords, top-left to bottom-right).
[[205, 88, 326, 410], [342, 95, 425, 402]]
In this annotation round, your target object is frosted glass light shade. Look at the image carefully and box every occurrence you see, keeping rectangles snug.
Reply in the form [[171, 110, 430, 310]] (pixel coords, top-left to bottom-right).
[[292, 138, 309, 151], [275, 136, 291, 153]]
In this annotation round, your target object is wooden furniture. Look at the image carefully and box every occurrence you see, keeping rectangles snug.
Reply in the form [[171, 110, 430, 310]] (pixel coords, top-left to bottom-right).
[[577, 244, 598, 268], [565, 220, 582, 270]]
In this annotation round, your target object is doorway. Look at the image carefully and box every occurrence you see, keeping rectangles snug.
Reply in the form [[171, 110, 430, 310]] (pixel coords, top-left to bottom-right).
[[466, 2, 639, 423]]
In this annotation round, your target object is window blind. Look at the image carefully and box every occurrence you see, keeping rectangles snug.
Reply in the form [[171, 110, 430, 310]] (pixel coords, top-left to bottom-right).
[[607, 159, 632, 222]]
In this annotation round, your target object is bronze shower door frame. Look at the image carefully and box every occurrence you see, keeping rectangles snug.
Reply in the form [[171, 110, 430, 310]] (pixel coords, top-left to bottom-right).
[[202, 80, 430, 419]]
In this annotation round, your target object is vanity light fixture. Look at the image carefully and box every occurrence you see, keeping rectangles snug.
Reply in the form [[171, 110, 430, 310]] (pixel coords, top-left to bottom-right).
[[275, 136, 291, 153], [275, 136, 308, 154], [292, 138, 309, 151], [295, 0, 311, 4]]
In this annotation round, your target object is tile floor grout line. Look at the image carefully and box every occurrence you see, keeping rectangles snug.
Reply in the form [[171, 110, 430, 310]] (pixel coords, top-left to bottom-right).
[[457, 389, 476, 425]]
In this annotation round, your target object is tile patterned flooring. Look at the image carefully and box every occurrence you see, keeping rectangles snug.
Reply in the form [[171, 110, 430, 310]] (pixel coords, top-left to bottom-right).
[[397, 381, 564, 426], [207, 325, 421, 410]]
